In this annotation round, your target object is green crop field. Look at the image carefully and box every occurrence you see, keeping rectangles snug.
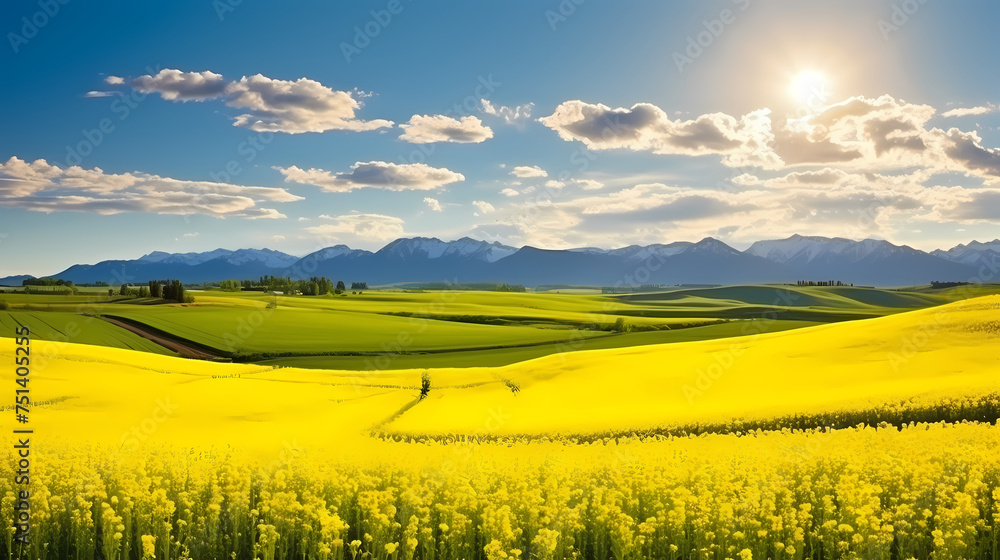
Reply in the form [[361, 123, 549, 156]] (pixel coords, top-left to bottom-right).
[[0, 283, 997, 370], [0, 311, 175, 356]]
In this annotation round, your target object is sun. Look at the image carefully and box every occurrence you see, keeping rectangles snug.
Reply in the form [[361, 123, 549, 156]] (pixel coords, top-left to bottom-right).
[[789, 70, 831, 107]]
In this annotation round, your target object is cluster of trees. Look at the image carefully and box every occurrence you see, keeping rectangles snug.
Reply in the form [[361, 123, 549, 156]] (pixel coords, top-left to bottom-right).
[[493, 283, 526, 292], [22, 278, 73, 287], [930, 281, 970, 289], [218, 276, 359, 296], [117, 284, 150, 298], [796, 280, 851, 286], [114, 280, 191, 302]]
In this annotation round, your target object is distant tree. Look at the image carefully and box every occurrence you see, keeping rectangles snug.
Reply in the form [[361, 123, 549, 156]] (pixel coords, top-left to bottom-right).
[[138, 286, 150, 298], [119, 283, 131, 296], [219, 280, 241, 292], [148, 281, 164, 298], [335, 280, 346, 294], [351, 282, 368, 290], [162, 279, 187, 303], [108, 288, 114, 298]]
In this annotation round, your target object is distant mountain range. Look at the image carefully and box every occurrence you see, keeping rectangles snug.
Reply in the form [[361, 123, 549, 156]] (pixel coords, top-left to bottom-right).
[[2, 235, 997, 288]]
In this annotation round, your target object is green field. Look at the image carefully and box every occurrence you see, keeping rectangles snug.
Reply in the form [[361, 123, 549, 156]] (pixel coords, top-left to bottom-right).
[[0, 311, 175, 356], [0, 283, 995, 370]]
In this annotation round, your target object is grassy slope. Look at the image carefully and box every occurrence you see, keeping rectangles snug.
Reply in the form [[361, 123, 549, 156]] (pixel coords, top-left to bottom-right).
[[1, 285, 994, 369], [0, 311, 175, 356], [256, 319, 814, 370], [1, 296, 996, 452], [385, 295, 1000, 436], [105, 306, 611, 354]]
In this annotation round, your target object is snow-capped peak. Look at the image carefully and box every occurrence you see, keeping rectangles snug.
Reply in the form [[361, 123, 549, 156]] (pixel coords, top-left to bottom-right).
[[932, 239, 1000, 266], [745, 235, 900, 264], [136, 248, 298, 268], [379, 237, 516, 262]]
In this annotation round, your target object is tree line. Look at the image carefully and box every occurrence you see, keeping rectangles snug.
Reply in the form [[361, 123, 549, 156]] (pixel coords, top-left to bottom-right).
[[217, 276, 364, 296]]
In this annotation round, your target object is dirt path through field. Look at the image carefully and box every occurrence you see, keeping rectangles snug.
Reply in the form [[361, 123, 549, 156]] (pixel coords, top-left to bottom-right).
[[100, 316, 224, 360]]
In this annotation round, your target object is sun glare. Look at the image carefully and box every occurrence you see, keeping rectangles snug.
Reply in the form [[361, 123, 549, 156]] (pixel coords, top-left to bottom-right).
[[789, 70, 831, 107]]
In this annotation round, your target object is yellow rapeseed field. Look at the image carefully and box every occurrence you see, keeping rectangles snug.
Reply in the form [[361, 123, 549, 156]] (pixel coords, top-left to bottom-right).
[[0, 296, 997, 559]]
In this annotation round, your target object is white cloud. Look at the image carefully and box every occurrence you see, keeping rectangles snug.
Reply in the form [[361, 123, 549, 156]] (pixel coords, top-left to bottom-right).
[[275, 161, 465, 193], [575, 179, 604, 190], [272, 235, 286, 241], [0, 157, 298, 219], [539, 95, 1000, 182], [472, 164, 1000, 250], [424, 197, 443, 212], [500, 188, 520, 197], [510, 165, 547, 178], [129, 68, 393, 133], [84, 91, 117, 98], [731, 173, 762, 186], [131, 69, 227, 101], [545, 180, 566, 189], [472, 200, 496, 214], [539, 100, 781, 169], [941, 105, 994, 118], [480, 99, 535, 126], [303, 212, 405, 242], [399, 114, 493, 144], [224, 74, 393, 133], [183, 232, 199, 238], [104, 75, 124, 85]]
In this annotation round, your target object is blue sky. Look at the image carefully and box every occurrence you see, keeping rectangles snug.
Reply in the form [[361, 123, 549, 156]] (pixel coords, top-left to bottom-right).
[[2, 1, 1000, 276]]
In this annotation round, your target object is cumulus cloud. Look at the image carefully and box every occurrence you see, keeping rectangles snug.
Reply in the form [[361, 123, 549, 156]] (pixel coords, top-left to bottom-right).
[[131, 69, 227, 101], [941, 105, 994, 118], [275, 161, 465, 193], [473, 163, 1000, 250], [0, 157, 298, 219], [224, 74, 392, 133], [772, 95, 1000, 180], [540, 95, 1000, 181], [104, 75, 125, 85], [500, 188, 520, 197], [399, 114, 493, 144], [545, 180, 566, 189], [84, 91, 117, 98], [424, 197, 444, 212], [303, 212, 405, 242], [481, 99, 535, 126], [539, 100, 782, 168], [575, 179, 604, 190], [472, 200, 496, 214], [128, 69, 392, 133], [510, 165, 547, 178]]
